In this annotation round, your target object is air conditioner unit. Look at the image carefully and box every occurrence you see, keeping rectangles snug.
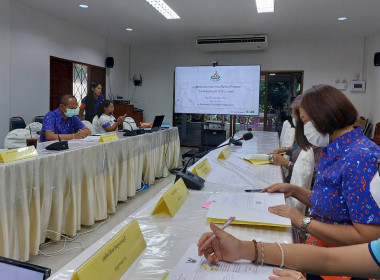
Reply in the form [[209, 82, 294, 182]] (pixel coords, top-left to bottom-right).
[[196, 34, 268, 52]]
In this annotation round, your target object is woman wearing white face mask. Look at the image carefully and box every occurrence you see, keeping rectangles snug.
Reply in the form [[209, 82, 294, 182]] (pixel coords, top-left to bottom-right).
[[262, 85, 380, 280]]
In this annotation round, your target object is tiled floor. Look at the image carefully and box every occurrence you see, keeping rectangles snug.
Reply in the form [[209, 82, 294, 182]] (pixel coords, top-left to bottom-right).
[[28, 174, 176, 275]]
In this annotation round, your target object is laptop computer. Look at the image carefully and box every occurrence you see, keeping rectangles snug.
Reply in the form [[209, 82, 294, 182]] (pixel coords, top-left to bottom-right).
[[0, 256, 51, 280], [144, 115, 165, 132]]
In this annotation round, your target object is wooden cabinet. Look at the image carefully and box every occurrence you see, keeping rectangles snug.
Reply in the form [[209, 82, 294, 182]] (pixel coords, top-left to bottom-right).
[[113, 104, 143, 126]]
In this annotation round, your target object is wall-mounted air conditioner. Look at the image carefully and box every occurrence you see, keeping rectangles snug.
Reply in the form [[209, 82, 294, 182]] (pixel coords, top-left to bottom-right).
[[196, 34, 268, 52]]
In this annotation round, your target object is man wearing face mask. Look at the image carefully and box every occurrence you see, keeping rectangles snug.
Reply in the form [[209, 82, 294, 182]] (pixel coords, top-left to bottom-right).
[[262, 85, 380, 280], [40, 95, 91, 142]]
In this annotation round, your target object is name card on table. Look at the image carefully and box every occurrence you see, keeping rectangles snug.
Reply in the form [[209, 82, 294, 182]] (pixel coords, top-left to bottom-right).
[[217, 146, 231, 160], [152, 178, 189, 217], [0, 146, 38, 163], [99, 133, 119, 142], [192, 158, 212, 179], [71, 219, 146, 280]]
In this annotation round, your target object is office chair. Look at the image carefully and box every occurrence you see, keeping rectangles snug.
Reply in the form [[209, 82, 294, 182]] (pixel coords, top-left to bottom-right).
[[9, 116, 26, 131], [33, 115, 45, 124]]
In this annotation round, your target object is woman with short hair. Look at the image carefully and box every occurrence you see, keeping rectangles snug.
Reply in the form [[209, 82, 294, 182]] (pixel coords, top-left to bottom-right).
[[262, 84, 380, 280]]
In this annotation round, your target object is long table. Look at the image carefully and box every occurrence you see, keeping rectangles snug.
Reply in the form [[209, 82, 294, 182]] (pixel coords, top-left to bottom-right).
[[51, 131, 294, 280], [0, 128, 180, 261]]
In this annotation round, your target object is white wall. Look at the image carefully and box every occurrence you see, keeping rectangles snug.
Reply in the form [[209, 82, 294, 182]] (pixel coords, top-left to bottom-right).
[[0, 0, 11, 148], [130, 37, 368, 125], [365, 33, 380, 136], [0, 1, 129, 148]]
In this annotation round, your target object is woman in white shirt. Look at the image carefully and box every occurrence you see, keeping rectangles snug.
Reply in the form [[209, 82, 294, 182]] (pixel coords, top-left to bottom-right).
[[95, 100, 125, 133]]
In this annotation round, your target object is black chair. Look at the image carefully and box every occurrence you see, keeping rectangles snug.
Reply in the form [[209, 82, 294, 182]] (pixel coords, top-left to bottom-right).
[[33, 115, 45, 124], [9, 116, 26, 131]]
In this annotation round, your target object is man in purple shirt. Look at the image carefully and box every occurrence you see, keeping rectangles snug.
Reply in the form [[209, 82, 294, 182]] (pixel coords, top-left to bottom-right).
[[40, 95, 91, 142]]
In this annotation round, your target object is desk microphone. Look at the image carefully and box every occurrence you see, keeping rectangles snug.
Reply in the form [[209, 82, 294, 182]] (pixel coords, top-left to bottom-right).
[[123, 121, 137, 136], [175, 132, 253, 190], [46, 132, 69, 151], [229, 132, 253, 146]]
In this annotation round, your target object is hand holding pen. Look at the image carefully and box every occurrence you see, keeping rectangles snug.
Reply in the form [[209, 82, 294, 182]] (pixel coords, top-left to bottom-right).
[[198, 217, 243, 264]]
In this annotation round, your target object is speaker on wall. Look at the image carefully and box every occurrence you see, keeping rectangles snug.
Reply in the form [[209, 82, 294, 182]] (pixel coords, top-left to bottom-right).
[[375, 52, 380, 66], [105, 57, 114, 68]]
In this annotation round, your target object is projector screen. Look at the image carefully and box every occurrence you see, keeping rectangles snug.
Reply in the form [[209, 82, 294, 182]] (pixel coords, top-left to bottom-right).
[[174, 65, 260, 115]]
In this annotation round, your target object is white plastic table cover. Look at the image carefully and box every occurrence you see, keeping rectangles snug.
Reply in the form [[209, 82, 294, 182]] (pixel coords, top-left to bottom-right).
[[0, 128, 180, 261], [50, 131, 293, 280]]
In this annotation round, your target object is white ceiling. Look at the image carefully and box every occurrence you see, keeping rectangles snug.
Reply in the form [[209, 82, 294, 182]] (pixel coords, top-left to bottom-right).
[[14, 0, 380, 46]]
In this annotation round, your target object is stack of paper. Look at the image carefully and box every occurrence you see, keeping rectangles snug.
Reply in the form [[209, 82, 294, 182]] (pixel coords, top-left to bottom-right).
[[206, 193, 291, 227], [166, 244, 275, 280]]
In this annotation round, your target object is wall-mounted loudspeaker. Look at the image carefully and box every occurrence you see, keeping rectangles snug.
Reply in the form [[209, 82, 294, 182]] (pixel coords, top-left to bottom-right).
[[105, 57, 114, 68], [375, 52, 380, 66], [133, 74, 143, 86]]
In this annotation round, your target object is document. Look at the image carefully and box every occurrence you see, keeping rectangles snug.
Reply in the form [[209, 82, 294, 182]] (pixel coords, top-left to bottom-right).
[[166, 244, 274, 280], [78, 135, 101, 142], [235, 153, 271, 165], [206, 193, 291, 227]]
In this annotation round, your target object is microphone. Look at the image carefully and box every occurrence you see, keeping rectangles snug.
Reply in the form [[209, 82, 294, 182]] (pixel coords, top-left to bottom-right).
[[175, 132, 253, 190], [229, 132, 254, 146], [123, 121, 137, 136], [46, 132, 69, 151]]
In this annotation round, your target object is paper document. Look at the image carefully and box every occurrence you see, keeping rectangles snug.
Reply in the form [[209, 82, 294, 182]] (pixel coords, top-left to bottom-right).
[[166, 244, 274, 280], [245, 154, 270, 165], [79, 135, 101, 142], [207, 193, 291, 227]]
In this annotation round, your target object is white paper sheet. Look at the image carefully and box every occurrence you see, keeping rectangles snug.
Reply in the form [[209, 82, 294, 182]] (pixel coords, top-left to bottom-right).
[[166, 244, 274, 280], [206, 193, 291, 227]]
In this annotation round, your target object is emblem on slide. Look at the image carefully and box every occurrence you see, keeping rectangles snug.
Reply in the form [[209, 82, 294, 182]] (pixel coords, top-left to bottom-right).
[[210, 71, 221, 81]]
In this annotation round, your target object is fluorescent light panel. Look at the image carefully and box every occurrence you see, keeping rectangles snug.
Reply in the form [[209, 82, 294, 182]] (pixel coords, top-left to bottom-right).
[[145, 0, 180, 19], [255, 0, 274, 13]]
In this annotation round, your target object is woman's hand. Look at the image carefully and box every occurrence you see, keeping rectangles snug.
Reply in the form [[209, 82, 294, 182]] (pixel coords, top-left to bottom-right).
[[268, 205, 305, 228], [117, 115, 125, 124], [261, 183, 295, 198], [272, 147, 287, 154], [270, 269, 305, 280], [272, 154, 290, 167], [197, 222, 246, 264]]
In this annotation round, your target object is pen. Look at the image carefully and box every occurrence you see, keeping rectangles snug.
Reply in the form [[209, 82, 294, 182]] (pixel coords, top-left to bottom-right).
[[245, 189, 263, 192], [198, 216, 235, 253]]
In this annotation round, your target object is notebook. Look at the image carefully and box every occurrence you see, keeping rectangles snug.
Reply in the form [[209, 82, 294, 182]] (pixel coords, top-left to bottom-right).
[[144, 115, 165, 132]]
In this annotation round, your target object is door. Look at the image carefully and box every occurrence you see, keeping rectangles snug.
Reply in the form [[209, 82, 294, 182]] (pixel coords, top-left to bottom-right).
[[50, 57, 73, 110]]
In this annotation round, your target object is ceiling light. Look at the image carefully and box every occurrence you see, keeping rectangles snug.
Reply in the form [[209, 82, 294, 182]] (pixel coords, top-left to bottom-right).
[[255, 0, 275, 13], [145, 0, 180, 19], [126, 28, 133, 32], [338, 17, 347, 21], [79, 4, 88, 8]]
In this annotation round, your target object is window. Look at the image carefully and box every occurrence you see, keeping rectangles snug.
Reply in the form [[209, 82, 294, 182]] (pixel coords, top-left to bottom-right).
[[73, 63, 88, 107]]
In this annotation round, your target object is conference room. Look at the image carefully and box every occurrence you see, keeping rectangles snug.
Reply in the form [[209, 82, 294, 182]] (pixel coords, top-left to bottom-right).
[[1, 0, 380, 279]]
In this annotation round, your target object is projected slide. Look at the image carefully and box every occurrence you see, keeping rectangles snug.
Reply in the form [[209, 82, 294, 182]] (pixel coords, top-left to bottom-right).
[[175, 66, 260, 115]]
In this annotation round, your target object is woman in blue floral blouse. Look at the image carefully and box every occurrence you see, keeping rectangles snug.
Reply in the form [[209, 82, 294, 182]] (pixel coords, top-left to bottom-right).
[[263, 84, 380, 280]]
